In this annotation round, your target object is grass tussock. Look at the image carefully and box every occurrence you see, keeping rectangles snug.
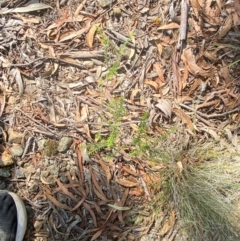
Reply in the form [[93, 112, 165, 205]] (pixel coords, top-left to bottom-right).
[[150, 131, 240, 241]]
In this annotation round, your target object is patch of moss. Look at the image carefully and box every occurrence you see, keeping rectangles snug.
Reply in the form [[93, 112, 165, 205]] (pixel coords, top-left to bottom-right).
[[44, 139, 58, 157]]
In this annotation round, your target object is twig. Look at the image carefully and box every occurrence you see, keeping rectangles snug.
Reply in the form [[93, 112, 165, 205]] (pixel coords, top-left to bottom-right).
[[179, 103, 240, 119], [15, 108, 59, 137], [177, 0, 189, 51]]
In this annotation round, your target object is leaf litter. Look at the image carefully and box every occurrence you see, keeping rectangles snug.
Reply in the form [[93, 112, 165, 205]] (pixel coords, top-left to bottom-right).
[[0, 0, 239, 240]]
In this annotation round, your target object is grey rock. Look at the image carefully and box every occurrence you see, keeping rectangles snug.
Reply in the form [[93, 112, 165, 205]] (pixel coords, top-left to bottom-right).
[[56, 193, 68, 204], [59, 174, 68, 184], [58, 137, 73, 153], [49, 165, 59, 177], [83, 61, 94, 68], [0, 182, 6, 189], [8, 128, 23, 144], [15, 168, 25, 179], [99, 0, 116, 8], [41, 170, 50, 178], [37, 139, 46, 151], [9, 144, 23, 157], [0, 168, 10, 177], [29, 183, 39, 192]]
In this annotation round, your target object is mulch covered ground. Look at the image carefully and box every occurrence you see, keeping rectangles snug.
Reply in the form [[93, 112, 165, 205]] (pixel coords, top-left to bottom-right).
[[0, 0, 239, 240]]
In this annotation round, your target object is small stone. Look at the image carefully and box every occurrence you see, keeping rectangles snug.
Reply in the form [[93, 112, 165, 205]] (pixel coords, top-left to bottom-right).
[[15, 168, 25, 179], [34, 220, 43, 231], [29, 183, 39, 192], [8, 128, 23, 144], [0, 168, 10, 177], [0, 150, 14, 166], [41, 170, 50, 178], [56, 193, 68, 204], [59, 174, 68, 184], [49, 165, 59, 177], [9, 144, 23, 157], [83, 61, 94, 68], [162, 46, 172, 60], [24, 164, 36, 175], [85, 76, 95, 83], [99, 0, 116, 8], [0, 182, 6, 189], [8, 96, 16, 105], [37, 139, 46, 151], [112, 7, 121, 16], [58, 137, 73, 153]]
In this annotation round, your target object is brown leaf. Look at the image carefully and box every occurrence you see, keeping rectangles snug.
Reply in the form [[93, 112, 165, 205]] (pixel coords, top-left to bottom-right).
[[115, 177, 138, 187], [182, 48, 213, 77], [53, 177, 78, 203], [47, 14, 85, 30], [130, 88, 141, 102], [75, 0, 88, 15], [217, 15, 233, 39], [98, 158, 112, 183], [90, 167, 109, 202], [59, 19, 91, 42], [144, 80, 159, 91], [10, 68, 23, 95], [173, 108, 194, 134], [196, 99, 220, 110], [160, 210, 175, 236], [158, 22, 179, 30], [188, 78, 202, 95], [189, 0, 201, 17], [155, 99, 172, 118], [45, 191, 72, 211], [0, 83, 6, 117], [91, 228, 104, 241], [83, 202, 97, 227], [153, 62, 165, 83], [86, 23, 100, 48]]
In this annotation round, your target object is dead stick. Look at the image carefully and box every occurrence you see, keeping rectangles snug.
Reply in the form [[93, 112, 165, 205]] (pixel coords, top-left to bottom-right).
[[179, 103, 240, 119]]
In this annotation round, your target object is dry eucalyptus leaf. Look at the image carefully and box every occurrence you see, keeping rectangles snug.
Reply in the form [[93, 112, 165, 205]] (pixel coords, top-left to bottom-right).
[[107, 204, 130, 211], [10, 68, 23, 95], [158, 22, 179, 30], [0, 3, 51, 14], [115, 177, 138, 187], [0, 83, 6, 117], [86, 23, 100, 48], [155, 100, 172, 118]]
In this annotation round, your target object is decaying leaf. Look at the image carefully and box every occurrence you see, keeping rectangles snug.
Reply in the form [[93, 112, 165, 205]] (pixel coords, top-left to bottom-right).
[[217, 15, 233, 39], [182, 48, 213, 77], [130, 88, 141, 102], [155, 100, 172, 118], [115, 177, 138, 187], [173, 108, 194, 134], [98, 158, 112, 183], [160, 210, 175, 236], [10, 68, 23, 95]]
